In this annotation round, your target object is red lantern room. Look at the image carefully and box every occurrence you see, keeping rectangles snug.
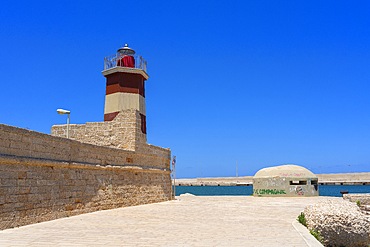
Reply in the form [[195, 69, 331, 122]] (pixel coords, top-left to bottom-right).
[[117, 44, 136, 67]]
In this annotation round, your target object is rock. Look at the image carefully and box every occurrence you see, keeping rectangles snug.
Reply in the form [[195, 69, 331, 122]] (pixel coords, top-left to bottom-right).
[[304, 199, 370, 247], [179, 193, 196, 197]]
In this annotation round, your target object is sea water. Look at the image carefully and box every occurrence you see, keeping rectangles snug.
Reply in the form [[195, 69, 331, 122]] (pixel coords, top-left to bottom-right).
[[175, 185, 370, 197]]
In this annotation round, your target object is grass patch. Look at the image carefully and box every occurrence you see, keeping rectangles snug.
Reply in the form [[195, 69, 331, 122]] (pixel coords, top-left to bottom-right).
[[356, 200, 361, 207], [297, 212, 307, 227], [309, 229, 324, 243], [297, 212, 325, 244]]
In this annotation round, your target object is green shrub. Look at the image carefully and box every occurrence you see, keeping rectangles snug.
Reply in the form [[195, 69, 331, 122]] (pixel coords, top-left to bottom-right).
[[309, 229, 324, 243], [356, 200, 361, 207], [297, 212, 307, 227], [297, 212, 324, 243]]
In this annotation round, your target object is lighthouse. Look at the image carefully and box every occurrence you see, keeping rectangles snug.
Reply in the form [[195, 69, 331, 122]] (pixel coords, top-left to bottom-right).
[[102, 44, 148, 133]]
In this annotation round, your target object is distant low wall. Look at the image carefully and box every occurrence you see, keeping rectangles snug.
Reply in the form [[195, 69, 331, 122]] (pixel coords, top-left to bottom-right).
[[0, 124, 171, 230], [317, 173, 370, 184], [176, 172, 370, 186]]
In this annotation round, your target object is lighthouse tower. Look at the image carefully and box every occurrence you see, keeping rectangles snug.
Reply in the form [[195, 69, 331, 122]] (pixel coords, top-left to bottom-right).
[[102, 44, 148, 133]]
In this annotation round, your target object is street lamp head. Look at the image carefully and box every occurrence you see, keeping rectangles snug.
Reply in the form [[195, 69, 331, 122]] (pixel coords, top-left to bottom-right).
[[56, 108, 71, 138], [57, 108, 70, 115]]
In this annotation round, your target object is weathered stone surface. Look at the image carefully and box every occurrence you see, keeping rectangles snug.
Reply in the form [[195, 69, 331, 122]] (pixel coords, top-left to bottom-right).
[[0, 122, 171, 230], [304, 199, 370, 247]]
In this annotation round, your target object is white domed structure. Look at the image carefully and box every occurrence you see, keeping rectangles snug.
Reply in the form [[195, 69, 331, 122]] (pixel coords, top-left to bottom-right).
[[253, 164, 319, 197]]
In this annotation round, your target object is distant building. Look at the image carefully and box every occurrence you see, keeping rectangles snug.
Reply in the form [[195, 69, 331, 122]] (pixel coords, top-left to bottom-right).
[[253, 164, 319, 197]]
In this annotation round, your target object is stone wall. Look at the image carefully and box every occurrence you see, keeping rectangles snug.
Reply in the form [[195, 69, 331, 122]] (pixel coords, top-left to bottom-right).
[[0, 124, 171, 230], [51, 110, 147, 151]]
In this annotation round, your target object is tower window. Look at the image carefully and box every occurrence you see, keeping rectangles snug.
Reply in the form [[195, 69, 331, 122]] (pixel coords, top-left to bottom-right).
[[140, 114, 147, 134]]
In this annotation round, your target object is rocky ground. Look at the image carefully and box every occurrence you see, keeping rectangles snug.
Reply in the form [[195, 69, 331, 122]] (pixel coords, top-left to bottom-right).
[[304, 198, 370, 247]]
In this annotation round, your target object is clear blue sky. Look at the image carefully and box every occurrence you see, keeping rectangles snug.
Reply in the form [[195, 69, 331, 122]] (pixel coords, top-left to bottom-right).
[[1, 1, 370, 178]]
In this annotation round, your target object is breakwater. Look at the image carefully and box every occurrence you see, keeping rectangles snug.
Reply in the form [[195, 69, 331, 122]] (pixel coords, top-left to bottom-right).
[[175, 172, 370, 186], [175, 185, 370, 197]]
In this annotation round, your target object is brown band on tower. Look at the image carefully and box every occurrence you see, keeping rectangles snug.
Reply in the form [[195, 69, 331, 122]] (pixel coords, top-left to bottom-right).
[[104, 111, 120, 121], [105, 72, 145, 97]]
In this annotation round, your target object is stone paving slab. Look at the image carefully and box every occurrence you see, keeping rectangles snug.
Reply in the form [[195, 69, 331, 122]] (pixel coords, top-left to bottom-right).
[[0, 195, 341, 246]]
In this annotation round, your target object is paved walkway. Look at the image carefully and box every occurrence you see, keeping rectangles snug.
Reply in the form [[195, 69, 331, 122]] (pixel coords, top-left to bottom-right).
[[0, 195, 340, 246]]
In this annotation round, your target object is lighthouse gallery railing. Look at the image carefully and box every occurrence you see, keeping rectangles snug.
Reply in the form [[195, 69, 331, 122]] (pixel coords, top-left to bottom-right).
[[103, 54, 147, 72]]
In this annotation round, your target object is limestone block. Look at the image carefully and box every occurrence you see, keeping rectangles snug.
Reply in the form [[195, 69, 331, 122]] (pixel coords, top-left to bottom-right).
[[2, 179, 17, 187]]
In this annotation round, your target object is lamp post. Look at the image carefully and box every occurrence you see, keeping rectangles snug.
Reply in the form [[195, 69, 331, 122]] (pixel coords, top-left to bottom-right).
[[57, 108, 70, 138]]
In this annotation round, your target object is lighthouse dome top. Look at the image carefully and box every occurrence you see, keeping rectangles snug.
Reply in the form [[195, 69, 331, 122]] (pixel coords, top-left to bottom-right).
[[117, 44, 135, 55]]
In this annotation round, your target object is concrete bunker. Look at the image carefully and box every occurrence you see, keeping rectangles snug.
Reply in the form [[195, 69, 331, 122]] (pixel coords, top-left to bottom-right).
[[253, 164, 319, 197]]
